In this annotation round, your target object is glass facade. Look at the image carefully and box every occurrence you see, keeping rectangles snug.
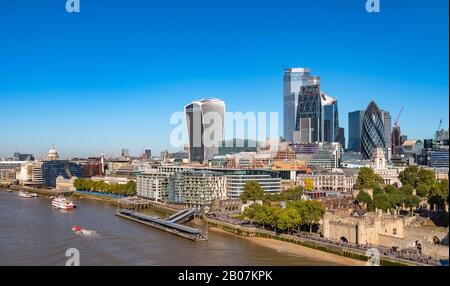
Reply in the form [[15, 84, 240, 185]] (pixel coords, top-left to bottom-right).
[[381, 110, 392, 158], [295, 84, 322, 143], [185, 98, 225, 163], [42, 160, 83, 188], [361, 101, 386, 159], [322, 94, 339, 143], [283, 68, 320, 142], [348, 110, 365, 152]]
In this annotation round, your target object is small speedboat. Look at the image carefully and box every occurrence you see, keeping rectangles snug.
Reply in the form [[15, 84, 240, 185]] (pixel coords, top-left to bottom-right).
[[72, 226, 84, 232], [6, 190, 13, 193]]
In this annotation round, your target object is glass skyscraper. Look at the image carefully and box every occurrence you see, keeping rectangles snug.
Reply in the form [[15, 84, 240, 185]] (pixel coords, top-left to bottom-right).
[[348, 110, 365, 152], [184, 98, 225, 164], [361, 101, 386, 159], [322, 93, 339, 143], [381, 110, 392, 158], [283, 68, 320, 142]]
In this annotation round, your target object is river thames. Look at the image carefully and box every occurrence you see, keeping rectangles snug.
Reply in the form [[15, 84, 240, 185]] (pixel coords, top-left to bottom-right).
[[0, 191, 336, 266]]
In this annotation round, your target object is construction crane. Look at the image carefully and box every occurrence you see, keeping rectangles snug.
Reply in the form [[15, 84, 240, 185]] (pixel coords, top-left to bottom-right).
[[437, 119, 443, 131], [394, 106, 404, 127]]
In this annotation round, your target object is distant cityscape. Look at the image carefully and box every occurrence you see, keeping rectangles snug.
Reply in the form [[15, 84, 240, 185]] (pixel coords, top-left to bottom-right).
[[1, 67, 448, 266]]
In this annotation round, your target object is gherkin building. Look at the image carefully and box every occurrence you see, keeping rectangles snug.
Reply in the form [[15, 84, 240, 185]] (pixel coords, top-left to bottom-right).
[[361, 101, 386, 159]]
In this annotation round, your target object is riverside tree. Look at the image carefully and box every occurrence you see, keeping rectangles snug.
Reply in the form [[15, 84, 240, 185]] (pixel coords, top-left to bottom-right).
[[240, 181, 265, 202]]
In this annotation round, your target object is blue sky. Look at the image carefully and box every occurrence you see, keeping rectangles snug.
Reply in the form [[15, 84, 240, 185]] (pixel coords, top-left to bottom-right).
[[0, 0, 448, 158]]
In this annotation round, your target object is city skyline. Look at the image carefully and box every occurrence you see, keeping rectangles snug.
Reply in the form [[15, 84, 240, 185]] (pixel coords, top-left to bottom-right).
[[1, 0, 449, 158]]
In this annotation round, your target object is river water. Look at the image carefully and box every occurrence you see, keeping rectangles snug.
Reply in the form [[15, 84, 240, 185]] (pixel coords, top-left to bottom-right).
[[0, 191, 333, 266]]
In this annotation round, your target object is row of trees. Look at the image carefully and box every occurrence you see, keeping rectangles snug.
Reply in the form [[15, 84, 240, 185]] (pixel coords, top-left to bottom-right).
[[356, 185, 421, 213], [239, 181, 308, 203], [399, 166, 448, 210], [355, 166, 449, 212], [74, 178, 136, 196], [242, 200, 325, 233], [239, 181, 325, 233]]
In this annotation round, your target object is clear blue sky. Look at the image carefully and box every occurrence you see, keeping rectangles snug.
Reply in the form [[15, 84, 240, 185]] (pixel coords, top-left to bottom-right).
[[0, 0, 448, 158]]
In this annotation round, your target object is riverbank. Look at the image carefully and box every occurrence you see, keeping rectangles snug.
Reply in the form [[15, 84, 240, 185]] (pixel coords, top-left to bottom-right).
[[206, 218, 414, 266], [210, 227, 364, 266]]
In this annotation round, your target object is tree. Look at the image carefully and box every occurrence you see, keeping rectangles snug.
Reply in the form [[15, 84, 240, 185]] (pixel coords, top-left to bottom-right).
[[387, 191, 405, 209], [283, 186, 304, 201], [373, 193, 391, 211], [400, 184, 414, 196], [399, 166, 436, 189], [355, 167, 383, 190], [428, 179, 449, 211], [277, 208, 301, 233], [240, 181, 265, 202], [356, 190, 373, 210], [416, 183, 430, 198], [399, 166, 420, 188], [404, 195, 421, 215], [304, 178, 314, 192], [384, 185, 398, 194]]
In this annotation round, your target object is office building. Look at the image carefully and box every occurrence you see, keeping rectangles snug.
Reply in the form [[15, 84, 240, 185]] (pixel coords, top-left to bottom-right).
[[225, 172, 281, 199], [361, 101, 386, 159], [307, 142, 341, 171], [322, 93, 339, 143], [143, 149, 152, 160], [13, 152, 35, 161], [381, 110, 392, 158], [392, 125, 402, 156], [185, 98, 225, 164], [283, 68, 320, 142], [348, 110, 365, 152], [338, 127, 346, 150], [430, 150, 449, 168]]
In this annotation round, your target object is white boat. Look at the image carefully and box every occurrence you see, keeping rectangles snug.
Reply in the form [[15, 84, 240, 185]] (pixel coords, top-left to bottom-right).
[[18, 191, 35, 198], [52, 197, 76, 210], [6, 189, 13, 193]]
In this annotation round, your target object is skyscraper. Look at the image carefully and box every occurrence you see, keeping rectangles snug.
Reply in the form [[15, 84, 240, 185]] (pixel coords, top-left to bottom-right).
[[185, 98, 225, 164], [348, 110, 365, 152], [381, 110, 392, 158], [392, 125, 401, 156], [338, 127, 346, 150], [283, 68, 320, 142], [321, 93, 339, 143], [294, 84, 322, 143], [361, 101, 386, 159]]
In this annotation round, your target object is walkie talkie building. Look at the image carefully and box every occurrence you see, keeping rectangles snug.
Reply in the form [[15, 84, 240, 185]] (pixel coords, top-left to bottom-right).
[[184, 98, 225, 164], [361, 101, 386, 159]]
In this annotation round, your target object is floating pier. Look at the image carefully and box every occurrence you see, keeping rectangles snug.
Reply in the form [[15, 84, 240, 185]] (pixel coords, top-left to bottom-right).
[[115, 209, 207, 241]]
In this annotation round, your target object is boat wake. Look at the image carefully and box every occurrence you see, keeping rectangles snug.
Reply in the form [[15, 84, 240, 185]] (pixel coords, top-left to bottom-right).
[[72, 226, 99, 238]]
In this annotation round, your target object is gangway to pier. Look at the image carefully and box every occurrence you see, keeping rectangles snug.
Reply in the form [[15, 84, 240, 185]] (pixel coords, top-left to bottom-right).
[[167, 208, 198, 224]]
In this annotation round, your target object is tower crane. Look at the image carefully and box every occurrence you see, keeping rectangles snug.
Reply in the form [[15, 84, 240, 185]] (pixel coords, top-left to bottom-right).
[[394, 106, 404, 127]]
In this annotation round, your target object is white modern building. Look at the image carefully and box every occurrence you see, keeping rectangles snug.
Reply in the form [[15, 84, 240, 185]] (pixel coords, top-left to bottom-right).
[[225, 173, 281, 199]]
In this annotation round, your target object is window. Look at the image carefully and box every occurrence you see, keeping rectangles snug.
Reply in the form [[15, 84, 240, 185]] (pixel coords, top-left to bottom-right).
[[393, 228, 397, 235]]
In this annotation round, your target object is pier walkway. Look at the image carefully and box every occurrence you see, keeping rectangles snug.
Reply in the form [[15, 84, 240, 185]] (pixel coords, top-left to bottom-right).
[[116, 209, 207, 241], [167, 208, 198, 224]]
